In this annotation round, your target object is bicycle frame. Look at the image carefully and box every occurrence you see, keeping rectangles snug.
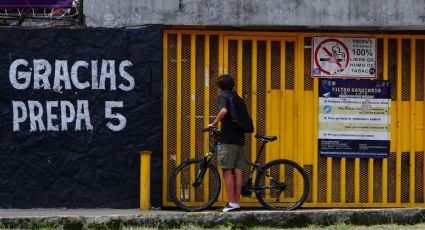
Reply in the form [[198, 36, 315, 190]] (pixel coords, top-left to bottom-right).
[[192, 129, 219, 187], [243, 139, 286, 194], [194, 129, 285, 194]]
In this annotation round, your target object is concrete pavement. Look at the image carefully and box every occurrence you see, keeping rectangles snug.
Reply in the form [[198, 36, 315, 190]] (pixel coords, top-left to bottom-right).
[[1, 208, 425, 229]]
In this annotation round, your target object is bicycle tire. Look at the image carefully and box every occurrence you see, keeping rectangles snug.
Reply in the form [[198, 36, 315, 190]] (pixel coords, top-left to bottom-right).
[[255, 159, 309, 210], [168, 159, 221, 212]]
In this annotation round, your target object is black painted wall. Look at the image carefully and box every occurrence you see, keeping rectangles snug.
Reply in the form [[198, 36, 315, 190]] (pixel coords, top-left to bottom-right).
[[0, 26, 163, 208]]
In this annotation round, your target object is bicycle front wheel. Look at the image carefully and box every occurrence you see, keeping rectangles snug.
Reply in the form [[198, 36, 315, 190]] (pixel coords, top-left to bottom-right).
[[255, 159, 309, 210], [168, 159, 221, 212]]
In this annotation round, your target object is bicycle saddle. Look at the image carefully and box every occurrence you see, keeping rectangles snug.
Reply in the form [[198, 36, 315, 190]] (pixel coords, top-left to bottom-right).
[[255, 135, 277, 142]]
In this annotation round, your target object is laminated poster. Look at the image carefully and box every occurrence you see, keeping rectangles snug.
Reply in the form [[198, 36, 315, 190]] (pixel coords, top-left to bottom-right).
[[318, 79, 390, 158]]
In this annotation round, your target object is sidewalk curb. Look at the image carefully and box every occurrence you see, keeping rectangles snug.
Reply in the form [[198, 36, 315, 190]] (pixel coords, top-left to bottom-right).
[[1, 208, 425, 229]]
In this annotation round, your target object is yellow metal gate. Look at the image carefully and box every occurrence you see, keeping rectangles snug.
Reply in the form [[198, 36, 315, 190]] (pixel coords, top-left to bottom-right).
[[163, 30, 425, 208]]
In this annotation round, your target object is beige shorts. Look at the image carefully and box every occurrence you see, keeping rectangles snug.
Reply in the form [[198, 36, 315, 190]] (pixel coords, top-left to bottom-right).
[[217, 144, 245, 169]]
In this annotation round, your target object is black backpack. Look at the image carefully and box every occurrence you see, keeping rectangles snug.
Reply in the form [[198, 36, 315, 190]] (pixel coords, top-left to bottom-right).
[[223, 91, 254, 133]]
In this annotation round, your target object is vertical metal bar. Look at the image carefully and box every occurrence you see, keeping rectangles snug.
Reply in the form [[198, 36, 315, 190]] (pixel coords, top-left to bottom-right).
[[252, 39, 258, 164], [296, 36, 305, 199], [341, 158, 346, 204], [219, 33, 224, 76], [368, 159, 374, 204], [262, 39, 272, 197], [313, 63, 319, 204], [280, 40, 286, 160], [220, 34, 226, 202], [190, 34, 196, 159], [383, 38, 389, 204], [410, 39, 416, 204], [177, 34, 182, 167], [280, 157, 286, 202], [280, 39, 287, 201], [204, 34, 211, 133], [176, 33, 183, 199], [354, 158, 360, 203], [237, 39, 243, 95], [327, 157, 332, 203], [190, 34, 196, 203], [162, 32, 169, 205], [224, 37, 229, 75], [271, 91, 280, 161], [266, 40, 272, 164], [396, 38, 402, 204], [296, 36, 304, 165], [422, 37, 425, 204], [204, 34, 211, 202]]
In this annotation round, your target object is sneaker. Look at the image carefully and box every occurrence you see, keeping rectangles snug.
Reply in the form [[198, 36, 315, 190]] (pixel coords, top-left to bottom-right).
[[222, 203, 240, 212]]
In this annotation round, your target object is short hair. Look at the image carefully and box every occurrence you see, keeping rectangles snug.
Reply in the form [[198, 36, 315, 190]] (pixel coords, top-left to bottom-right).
[[216, 74, 235, 91]]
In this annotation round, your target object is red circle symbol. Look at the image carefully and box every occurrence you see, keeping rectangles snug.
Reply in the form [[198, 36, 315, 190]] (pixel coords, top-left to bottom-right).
[[314, 38, 350, 76]]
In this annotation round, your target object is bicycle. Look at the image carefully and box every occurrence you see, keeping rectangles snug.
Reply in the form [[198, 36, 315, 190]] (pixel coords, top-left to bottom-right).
[[168, 128, 309, 212]]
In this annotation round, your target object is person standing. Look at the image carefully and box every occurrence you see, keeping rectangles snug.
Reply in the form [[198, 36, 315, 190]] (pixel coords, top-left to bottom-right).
[[208, 74, 245, 212]]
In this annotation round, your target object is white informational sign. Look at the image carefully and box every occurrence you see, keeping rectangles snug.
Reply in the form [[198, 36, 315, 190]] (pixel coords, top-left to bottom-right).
[[318, 79, 390, 158], [312, 37, 377, 78]]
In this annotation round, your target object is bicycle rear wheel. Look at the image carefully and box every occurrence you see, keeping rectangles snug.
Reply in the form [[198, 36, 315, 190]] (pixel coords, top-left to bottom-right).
[[168, 159, 221, 212], [255, 159, 309, 210]]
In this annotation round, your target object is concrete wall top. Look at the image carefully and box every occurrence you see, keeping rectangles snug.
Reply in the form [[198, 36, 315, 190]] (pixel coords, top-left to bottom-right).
[[85, 0, 425, 29]]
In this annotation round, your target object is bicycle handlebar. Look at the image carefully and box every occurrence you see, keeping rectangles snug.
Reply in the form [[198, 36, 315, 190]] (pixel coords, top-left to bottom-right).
[[203, 128, 220, 146], [202, 127, 212, 132]]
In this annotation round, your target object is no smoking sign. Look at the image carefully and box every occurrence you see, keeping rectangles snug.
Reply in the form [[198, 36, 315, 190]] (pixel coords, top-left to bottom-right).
[[312, 37, 377, 78]]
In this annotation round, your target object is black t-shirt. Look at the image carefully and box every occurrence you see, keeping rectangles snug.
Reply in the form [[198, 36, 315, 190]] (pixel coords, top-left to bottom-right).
[[217, 91, 244, 145]]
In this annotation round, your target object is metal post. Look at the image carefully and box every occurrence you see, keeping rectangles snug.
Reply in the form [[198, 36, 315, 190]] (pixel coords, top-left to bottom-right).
[[140, 150, 152, 210]]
